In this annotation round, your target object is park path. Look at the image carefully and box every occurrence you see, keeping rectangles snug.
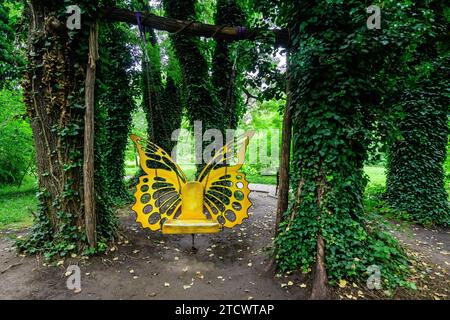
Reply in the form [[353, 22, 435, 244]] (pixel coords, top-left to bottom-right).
[[0, 185, 448, 300], [0, 191, 308, 300]]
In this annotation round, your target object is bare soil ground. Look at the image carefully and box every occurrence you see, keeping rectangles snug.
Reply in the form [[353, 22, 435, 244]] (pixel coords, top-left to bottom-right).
[[0, 190, 448, 300]]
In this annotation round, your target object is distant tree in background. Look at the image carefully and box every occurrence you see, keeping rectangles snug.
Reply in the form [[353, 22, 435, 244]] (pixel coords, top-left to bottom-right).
[[385, 0, 450, 227], [97, 1, 136, 202], [211, 0, 246, 129]]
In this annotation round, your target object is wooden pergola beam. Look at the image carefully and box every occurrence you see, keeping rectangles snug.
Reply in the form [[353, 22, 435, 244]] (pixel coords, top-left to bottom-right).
[[101, 7, 288, 46]]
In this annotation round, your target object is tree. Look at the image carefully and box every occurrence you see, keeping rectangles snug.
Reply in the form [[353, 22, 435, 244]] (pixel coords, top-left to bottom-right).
[[163, 0, 221, 140], [97, 7, 136, 202], [19, 0, 116, 257], [0, 0, 25, 87], [211, 0, 246, 129], [385, 1, 450, 227], [274, 0, 411, 297]]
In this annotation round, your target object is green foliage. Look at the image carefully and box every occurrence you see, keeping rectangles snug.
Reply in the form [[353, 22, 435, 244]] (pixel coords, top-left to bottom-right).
[[164, 0, 221, 134], [132, 0, 184, 154], [445, 139, 450, 191], [275, 0, 412, 289], [385, 1, 450, 227], [97, 17, 137, 203], [0, 0, 25, 86], [386, 89, 449, 227], [0, 88, 34, 185], [211, 0, 246, 129]]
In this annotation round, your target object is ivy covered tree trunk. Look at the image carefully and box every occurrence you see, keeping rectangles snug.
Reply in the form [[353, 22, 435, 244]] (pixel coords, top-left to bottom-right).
[[141, 26, 182, 152], [275, 1, 410, 297], [22, 1, 88, 252], [130, 0, 182, 153], [385, 1, 450, 227], [97, 19, 135, 202], [386, 89, 449, 227], [20, 0, 116, 257], [163, 0, 222, 137], [211, 0, 246, 129]]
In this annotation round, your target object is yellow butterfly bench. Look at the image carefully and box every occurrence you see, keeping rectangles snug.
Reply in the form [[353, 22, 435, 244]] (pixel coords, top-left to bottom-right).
[[130, 133, 253, 236]]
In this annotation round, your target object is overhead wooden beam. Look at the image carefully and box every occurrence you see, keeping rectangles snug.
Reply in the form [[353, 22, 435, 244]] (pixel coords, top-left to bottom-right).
[[101, 7, 288, 46]]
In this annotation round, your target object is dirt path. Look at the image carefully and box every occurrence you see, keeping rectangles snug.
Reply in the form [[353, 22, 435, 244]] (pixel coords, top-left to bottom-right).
[[0, 192, 308, 300], [0, 188, 448, 300], [392, 223, 450, 270]]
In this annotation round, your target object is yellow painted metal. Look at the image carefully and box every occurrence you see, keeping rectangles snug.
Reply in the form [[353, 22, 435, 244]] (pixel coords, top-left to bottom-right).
[[130, 131, 254, 235], [179, 182, 205, 220], [162, 182, 221, 234], [162, 220, 221, 234]]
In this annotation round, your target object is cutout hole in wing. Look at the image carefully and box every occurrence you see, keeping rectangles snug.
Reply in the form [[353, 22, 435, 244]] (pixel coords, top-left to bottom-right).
[[208, 190, 231, 205], [141, 194, 151, 204], [212, 180, 233, 187], [143, 205, 153, 214], [217, 215, 226, 225], [160, 195, 179, 213], [206, 194, 226, 212], [148, 212, 160, 224], [166, 199, 181, 216], [232, 202, 242, 211], [203, 206, 212, 219], [173, 206, 182, 219], [234, 190, 244, 201], [224, 210, 236, 222]]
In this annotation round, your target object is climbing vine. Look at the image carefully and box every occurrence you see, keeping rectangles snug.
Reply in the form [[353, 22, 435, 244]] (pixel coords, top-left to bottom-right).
[[133, 0, 183, 154], [164, 0, 221, 136], [274, 0, 414, 289], [97, 2, 137, 202], [0, 0, 25, 87], [385, 1, 450, 227], [211, 0, 246, 129], [18, 0, 117, 258]]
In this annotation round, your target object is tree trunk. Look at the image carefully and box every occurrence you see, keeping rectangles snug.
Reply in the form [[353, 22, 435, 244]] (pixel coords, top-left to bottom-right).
[[310, 234, 328, 299], [24, 1, 86, 232], [84, 22, 99, 248], [21, 1, 102, 255], [275, 52, 292, 236]]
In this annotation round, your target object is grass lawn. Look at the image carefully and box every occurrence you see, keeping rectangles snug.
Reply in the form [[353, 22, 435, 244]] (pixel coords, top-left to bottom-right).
[[0, 176, 37, 230], [0, 165, 399, 230], [364, 166, 386, 187]]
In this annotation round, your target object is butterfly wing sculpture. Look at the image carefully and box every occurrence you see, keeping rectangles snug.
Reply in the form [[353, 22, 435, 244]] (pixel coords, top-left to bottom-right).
[[131, 135, 187, 231], [197, 132, 253, 229], [130, 131, 253, 234]]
